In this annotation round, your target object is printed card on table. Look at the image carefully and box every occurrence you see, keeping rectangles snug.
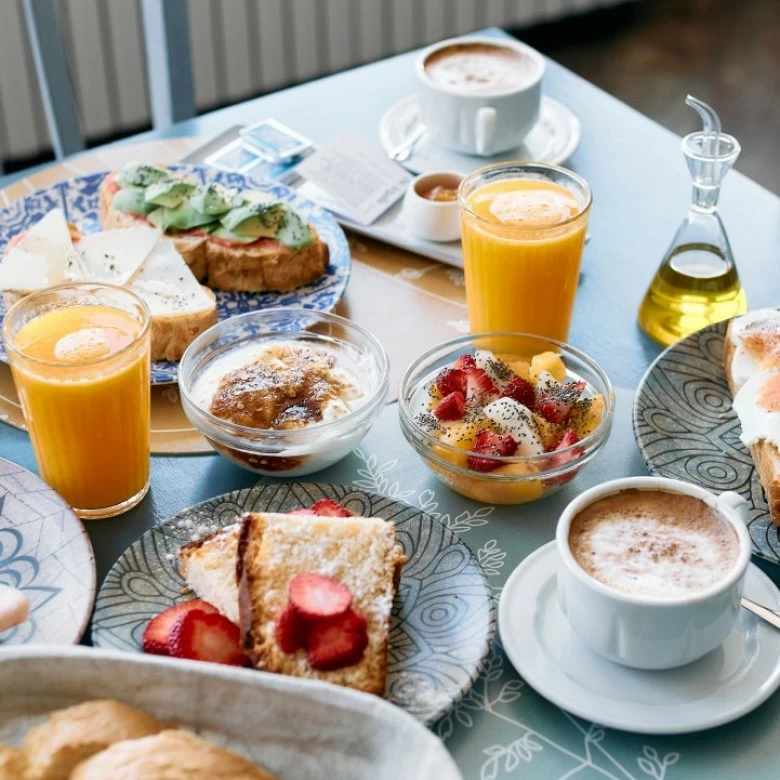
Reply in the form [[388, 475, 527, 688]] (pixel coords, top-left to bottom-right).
[[294, 133, 412, 225]]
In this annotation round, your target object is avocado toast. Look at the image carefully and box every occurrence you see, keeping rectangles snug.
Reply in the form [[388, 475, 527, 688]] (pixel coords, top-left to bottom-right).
[[99, 163, 329, 293]]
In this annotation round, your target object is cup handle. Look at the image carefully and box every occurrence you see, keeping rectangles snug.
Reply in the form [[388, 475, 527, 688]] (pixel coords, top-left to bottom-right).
[[475, 107, 497, 156], [717, 491, 750, 525]]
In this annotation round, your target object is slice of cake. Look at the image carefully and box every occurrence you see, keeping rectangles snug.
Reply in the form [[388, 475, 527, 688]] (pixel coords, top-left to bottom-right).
[[179, 524, 240, 624], [237, 512, 403, 696]]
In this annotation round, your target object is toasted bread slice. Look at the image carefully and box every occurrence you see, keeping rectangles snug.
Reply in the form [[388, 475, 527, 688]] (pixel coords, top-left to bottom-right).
[[725, 309, 780, 395], [748, 438, 780, 525], [22, 699, 165, 780], [99, 173, 329, 293], [179, 524, 241, 623], [237, 512, 403, 696], [70, 729, 276, 780], [0, 745, 26, 780]]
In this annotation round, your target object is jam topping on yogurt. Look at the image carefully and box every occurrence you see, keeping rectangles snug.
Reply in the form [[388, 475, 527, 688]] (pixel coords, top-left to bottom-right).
[[194, 341, 369, 430]]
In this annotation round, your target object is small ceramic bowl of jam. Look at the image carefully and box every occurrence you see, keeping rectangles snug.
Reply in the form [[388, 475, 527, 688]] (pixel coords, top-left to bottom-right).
[[179, 308, 389, 476], [401, 171, 463, 242]]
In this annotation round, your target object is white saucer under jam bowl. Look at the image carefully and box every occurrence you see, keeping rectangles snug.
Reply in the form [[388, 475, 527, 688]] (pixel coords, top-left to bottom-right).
[[499, 541, 780, 734]]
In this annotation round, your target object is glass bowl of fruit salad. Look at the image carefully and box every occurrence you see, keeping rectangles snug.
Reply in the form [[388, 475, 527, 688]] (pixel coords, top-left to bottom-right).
[[398, 333, 614, 504]]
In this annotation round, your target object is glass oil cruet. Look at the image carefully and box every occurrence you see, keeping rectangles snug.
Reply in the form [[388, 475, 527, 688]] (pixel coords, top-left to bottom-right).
[[638, 96, 746, 346]]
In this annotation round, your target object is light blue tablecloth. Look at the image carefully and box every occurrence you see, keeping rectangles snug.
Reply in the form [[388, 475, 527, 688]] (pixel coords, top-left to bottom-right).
[[3, 26, 780, 778]]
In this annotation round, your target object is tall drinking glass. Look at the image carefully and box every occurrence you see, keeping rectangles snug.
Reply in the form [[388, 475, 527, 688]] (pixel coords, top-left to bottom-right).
[[459, 162, 591, 341], [3, 284, 151, 518]]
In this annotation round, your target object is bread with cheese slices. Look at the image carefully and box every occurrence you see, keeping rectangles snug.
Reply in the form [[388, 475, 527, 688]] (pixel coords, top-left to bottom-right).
[[98, 167, 329, 294], [724, 309, 780, 395], [0, 209, 217, 362], [726, 310, 780, 526]]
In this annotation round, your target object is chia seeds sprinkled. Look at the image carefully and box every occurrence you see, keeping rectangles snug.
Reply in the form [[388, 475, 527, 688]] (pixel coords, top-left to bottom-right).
[[487, 357, 512, 381], [415, 411, 441, 433]]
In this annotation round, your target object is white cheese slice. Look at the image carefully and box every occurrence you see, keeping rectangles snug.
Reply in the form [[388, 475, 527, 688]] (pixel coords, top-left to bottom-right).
[[0, 209, 82, 292], [0, 584, 29, 632], [128, 238, 215, 317], [76, 225, 161, 285]]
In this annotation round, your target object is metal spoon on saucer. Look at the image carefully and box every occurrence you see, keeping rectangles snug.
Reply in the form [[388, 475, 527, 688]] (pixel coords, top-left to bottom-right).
[[741, 596, 780, 630], [388, 124, 425, 163]]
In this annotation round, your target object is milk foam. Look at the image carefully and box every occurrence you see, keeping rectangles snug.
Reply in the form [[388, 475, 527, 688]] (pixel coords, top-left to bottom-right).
[[568, 490, 739, 599]]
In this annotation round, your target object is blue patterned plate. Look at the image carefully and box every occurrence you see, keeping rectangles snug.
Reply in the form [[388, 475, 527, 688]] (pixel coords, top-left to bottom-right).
[[91, 482, 495, 724], [0, 164, 351, 384], [0, 457, 95, 645], [633, 319, 780, 565]]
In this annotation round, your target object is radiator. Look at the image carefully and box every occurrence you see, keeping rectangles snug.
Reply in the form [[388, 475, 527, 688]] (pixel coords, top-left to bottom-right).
[[0, 0, 627, 162]]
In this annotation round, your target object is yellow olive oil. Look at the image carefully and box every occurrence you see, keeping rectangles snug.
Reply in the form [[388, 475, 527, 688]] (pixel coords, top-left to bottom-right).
[[638, 242, 747, 346]]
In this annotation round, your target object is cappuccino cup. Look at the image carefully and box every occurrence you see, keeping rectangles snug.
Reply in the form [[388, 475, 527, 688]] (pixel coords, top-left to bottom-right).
[[555, 477, 751, 670], [415, 36, 545, 157]]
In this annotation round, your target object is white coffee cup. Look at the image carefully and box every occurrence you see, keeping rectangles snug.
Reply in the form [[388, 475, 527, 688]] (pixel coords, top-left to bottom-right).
[[555, 476, 751, 670], [415, 36, 545, 157]]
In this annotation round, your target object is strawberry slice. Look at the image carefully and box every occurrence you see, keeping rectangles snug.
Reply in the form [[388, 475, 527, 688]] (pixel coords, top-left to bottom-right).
[[274, 606, 309, 654], [307, 608, 369, 671], [454, 354, 477, 371], [545, 429, 586, 486], [169, 610, 247, 666], [435, 367, 467, 397], [142, 599, 219, 656], [536, 381, 586, 424], [501, 375, 535, 409], [288, 499, 352, 517], [434, 391, 466, 421], [467, 427, 518, 472], [465, 367, 498, 402], [289, 572, 352, 621]]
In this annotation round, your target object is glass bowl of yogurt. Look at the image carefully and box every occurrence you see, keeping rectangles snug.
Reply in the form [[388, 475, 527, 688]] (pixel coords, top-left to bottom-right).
[[179, 308, 389, 476]]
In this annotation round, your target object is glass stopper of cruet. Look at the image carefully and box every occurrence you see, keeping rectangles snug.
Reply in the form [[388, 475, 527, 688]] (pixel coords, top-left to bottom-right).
[[638, 95, 746, 347]]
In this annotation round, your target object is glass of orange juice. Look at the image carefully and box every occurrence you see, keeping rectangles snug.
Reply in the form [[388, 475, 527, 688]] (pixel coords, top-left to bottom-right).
[[459, 162, 591, 341], [3, 284, 151, 519]]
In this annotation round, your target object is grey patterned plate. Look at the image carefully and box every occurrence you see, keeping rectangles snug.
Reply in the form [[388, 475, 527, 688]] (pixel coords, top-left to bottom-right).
[[0, 457, 96, 645], [633, 320, 780, 564], [91, 482, 495, 724]]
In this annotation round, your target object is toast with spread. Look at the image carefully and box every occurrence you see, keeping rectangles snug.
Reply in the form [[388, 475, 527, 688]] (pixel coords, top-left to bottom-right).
[[0, 209, 217, 362], [725, 309, 780, 525], [99, 163, 329, 293]]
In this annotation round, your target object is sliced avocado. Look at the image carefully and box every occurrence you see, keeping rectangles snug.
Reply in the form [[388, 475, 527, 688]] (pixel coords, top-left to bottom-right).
[[111, 186, 157, 216], [210, 225, 260, 244], [275, 209, 313, 250], [190, 183, 235, 215], [115, 163, 169, 188], [144, 178, 196, 208], [220, 201, 286, 238], [147, 202, 218, 233]]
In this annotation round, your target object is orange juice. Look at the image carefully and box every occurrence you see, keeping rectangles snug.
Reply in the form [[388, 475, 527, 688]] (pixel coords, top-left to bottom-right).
[[460, 164, 591, 341], [5, 289, 150, 517]]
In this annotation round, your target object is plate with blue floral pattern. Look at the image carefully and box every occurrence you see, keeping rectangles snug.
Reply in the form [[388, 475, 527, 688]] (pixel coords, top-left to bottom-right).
[[0, 457, 95, 646], [91, 482, 495, 725], [0, 164, 351, 384]]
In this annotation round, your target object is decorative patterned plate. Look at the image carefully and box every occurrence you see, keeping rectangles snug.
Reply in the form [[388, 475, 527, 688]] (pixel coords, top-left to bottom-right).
[[633, 320, 780, 564], [91, 482, 495, 724], [0, 164, 351, 384], [0, 457, 95, 645]]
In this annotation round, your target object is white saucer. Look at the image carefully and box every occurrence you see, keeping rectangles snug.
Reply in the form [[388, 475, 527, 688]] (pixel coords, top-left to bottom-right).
[[379, 95, 581, 175], [499, 542, 780, 735]]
